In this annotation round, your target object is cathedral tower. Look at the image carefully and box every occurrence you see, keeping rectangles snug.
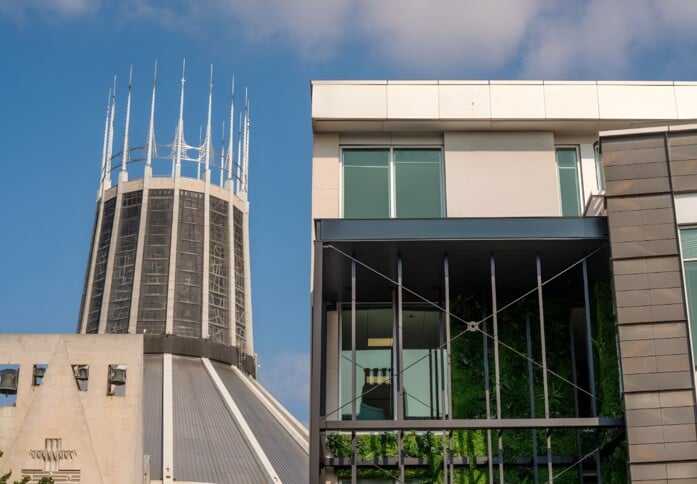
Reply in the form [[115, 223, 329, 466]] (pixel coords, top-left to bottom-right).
[[78, 63, 254, 364]]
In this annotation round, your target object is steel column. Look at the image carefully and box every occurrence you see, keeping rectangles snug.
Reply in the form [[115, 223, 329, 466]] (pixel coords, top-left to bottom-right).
[[309, 241, 324, 484], [483, 314, 494, 483], [351, 259, 357, 421], [445, 255, 452, 420], [397, 256, 404, 421], [490, 255, 504, 482], [582, 259, 602, 482], [536, 254, 553, 482], [568, 316, 582, 483], [526, 312, 539, 484]]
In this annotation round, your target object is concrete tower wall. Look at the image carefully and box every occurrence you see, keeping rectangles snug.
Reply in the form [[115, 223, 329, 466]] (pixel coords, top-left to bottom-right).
[[78, 177, 253, 356]]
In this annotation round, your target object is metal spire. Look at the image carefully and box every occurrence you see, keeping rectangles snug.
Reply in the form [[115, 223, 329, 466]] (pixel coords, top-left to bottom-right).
[[226, 76, 235, 186], [203, 64, 213, 172], [99, 87, 112, 193], [173, 59, 186, 176], [241, 89, 250, 193], [219, 121, 226, 186], [145, 60, 158, 168], [236, 111, 243, 194], [105, 76, 117, 190], [121, 65, 133, 174]]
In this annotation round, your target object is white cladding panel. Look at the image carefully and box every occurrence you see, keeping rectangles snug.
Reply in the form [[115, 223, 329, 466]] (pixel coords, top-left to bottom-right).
[[443, 132, 560, 217]]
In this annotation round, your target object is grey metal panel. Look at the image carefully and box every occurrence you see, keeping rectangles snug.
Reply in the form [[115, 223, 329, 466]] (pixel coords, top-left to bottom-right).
[[315, 217, 608, 242], [601, 129, 697, 477], [213, 362, 309, 484], [143, 354, 163, 480], [172, 356, 266, 483]]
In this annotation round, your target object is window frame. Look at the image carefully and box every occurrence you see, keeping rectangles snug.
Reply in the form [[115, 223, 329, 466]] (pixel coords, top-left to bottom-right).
[[593, 141, 605, 192], [555, 145, 584, 216], [678, 226, 697, 369], [340, 146, 445, 219]]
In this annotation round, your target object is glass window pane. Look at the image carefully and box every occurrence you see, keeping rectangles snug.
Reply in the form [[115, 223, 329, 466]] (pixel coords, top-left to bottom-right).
[[556, 148, 581, 216], [402, 310, 445, 419], [684, 261, 697, 365], [343, 148, 389, 167], [341, 308, 394, 420], [681, 228, 697, 259], [394, 149, 442, 218], [556, 148, 577, 168], [394, 148, 441, 164], [343, 149, 390, 219], [595, 144, 605, 191]]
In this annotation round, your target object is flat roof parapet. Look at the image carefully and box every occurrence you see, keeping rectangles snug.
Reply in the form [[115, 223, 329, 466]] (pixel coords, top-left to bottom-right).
[[311, 80, 697, 132]]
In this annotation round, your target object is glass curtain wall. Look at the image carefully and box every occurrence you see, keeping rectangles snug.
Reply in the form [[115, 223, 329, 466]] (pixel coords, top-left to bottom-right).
[[339, 307, 445, 420], [681, 228, 697, 362]]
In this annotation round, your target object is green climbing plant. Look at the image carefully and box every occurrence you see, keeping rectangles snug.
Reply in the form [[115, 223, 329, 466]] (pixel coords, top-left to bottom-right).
[[0, 450, 54, 484]]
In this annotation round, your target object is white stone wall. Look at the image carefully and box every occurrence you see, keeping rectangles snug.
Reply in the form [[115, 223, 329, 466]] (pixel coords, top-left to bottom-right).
[[0, 334, 144, 484]]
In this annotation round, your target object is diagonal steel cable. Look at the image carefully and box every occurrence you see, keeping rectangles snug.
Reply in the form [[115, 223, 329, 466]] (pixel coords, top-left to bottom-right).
[[323, 242, 608, 419]]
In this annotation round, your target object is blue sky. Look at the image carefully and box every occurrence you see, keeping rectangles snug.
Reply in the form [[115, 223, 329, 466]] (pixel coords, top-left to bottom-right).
[[1, 0, 697, 423]]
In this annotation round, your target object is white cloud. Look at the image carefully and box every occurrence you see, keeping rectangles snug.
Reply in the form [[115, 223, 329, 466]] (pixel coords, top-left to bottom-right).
[[354, 0, 543, 71], [522, 0, 697, 78], [0, 0, 97, 21], [7, 0, 697, 78]]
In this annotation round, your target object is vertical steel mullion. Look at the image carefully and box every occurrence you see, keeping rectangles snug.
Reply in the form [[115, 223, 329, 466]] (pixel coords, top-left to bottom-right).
[[399, 430, 405, 483], [397, 256, 404, 421], [444, 255, 452, 420], [526, 312, 539, 484], [309, 241, 324, 484], [583, 260, 598, 416], [428, 350, 434, 418], [390, 147, 396, 218], [490, 254, 503, 482], [351, 431, 357, 484], [351, 259, 357, 422], [536, 254, 553, 482], [435, 349, 440, 418], [483, 313, 494, 483], [568, 317, 582, 484], [582, 259, 602, 483], [442, 430, 448, 484]]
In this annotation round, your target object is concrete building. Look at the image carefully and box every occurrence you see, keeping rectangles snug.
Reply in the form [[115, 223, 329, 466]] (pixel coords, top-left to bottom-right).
[[0, 67, 309, 483], [310, 81, 697, 482]]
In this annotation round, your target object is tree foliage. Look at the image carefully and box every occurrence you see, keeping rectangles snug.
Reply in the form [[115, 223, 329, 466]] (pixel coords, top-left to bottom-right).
[[0, 451, 54, 484]]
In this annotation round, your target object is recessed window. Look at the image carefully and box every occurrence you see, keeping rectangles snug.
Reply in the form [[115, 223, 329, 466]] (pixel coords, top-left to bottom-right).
[[32, 364, 47, 386], [72, 364, 89, 391], [594, 142, 605, 191], [681, 228, 697, 363], [342, 148, 443, 219], [556, 147, 582, 216], [0, 364, 19, 407], [108, 364, 127, 396]]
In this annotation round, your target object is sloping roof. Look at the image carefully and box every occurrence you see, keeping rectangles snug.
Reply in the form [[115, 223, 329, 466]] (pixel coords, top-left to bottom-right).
[[143, 355, 163, 480], [214, 361, 309, 483], [143, 355, 308, 483]]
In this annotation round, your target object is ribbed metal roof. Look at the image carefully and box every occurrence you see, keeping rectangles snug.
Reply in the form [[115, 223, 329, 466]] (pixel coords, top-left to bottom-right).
[[172, 356, 267, 483], [143, 354, 163, 480], [213, 361, 309, 484], [141, 354, 308, 483]]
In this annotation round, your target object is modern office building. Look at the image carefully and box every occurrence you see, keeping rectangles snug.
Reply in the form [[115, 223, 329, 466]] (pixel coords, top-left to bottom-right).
[[310, 81, 697, 482], [0, 67, 309, 484]]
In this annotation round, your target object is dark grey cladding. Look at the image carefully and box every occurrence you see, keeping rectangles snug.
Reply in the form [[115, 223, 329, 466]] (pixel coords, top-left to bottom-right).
[[143, 354, 163, 480], [139, 354, 309, 483], [172, 356, 267, 483], [213, 361, 309, 484]]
